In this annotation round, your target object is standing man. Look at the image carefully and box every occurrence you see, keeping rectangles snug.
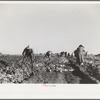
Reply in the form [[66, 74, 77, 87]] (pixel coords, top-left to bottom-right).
[[74, 45, 85, 66]]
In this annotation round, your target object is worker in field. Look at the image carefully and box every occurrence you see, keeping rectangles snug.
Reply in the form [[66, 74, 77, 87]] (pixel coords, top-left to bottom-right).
[[67, 53, 70, 57], [22, 45, 34, 73], [44, 51, 52, 61], [74, 45, 85, 66], [22, 45, 29, 58], [22, 45, 34, 60]]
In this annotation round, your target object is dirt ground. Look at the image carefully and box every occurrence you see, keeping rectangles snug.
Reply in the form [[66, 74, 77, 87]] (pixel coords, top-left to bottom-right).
[[0, 54, 100, 84]]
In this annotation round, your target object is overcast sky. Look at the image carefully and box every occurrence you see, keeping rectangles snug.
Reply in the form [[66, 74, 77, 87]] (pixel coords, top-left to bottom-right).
[[0, 2, 100, 54]]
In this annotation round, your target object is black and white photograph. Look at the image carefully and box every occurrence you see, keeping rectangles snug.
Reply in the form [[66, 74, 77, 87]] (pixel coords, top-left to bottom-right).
[[0, 1, 100, 84]]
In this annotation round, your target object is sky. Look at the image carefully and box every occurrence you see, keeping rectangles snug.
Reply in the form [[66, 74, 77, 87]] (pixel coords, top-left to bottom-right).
[[0, 2, 100, 55]]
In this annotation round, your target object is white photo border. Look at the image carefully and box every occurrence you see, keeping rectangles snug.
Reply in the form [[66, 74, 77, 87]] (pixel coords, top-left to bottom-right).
[[0, 1, 100, 99]]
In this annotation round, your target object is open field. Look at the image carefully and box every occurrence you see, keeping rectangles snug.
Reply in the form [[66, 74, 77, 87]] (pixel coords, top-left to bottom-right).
[[0, 54, 100, 84]]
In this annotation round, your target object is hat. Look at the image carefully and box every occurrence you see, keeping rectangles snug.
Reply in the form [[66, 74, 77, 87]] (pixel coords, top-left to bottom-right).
[[79, 45, 84, 48]]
